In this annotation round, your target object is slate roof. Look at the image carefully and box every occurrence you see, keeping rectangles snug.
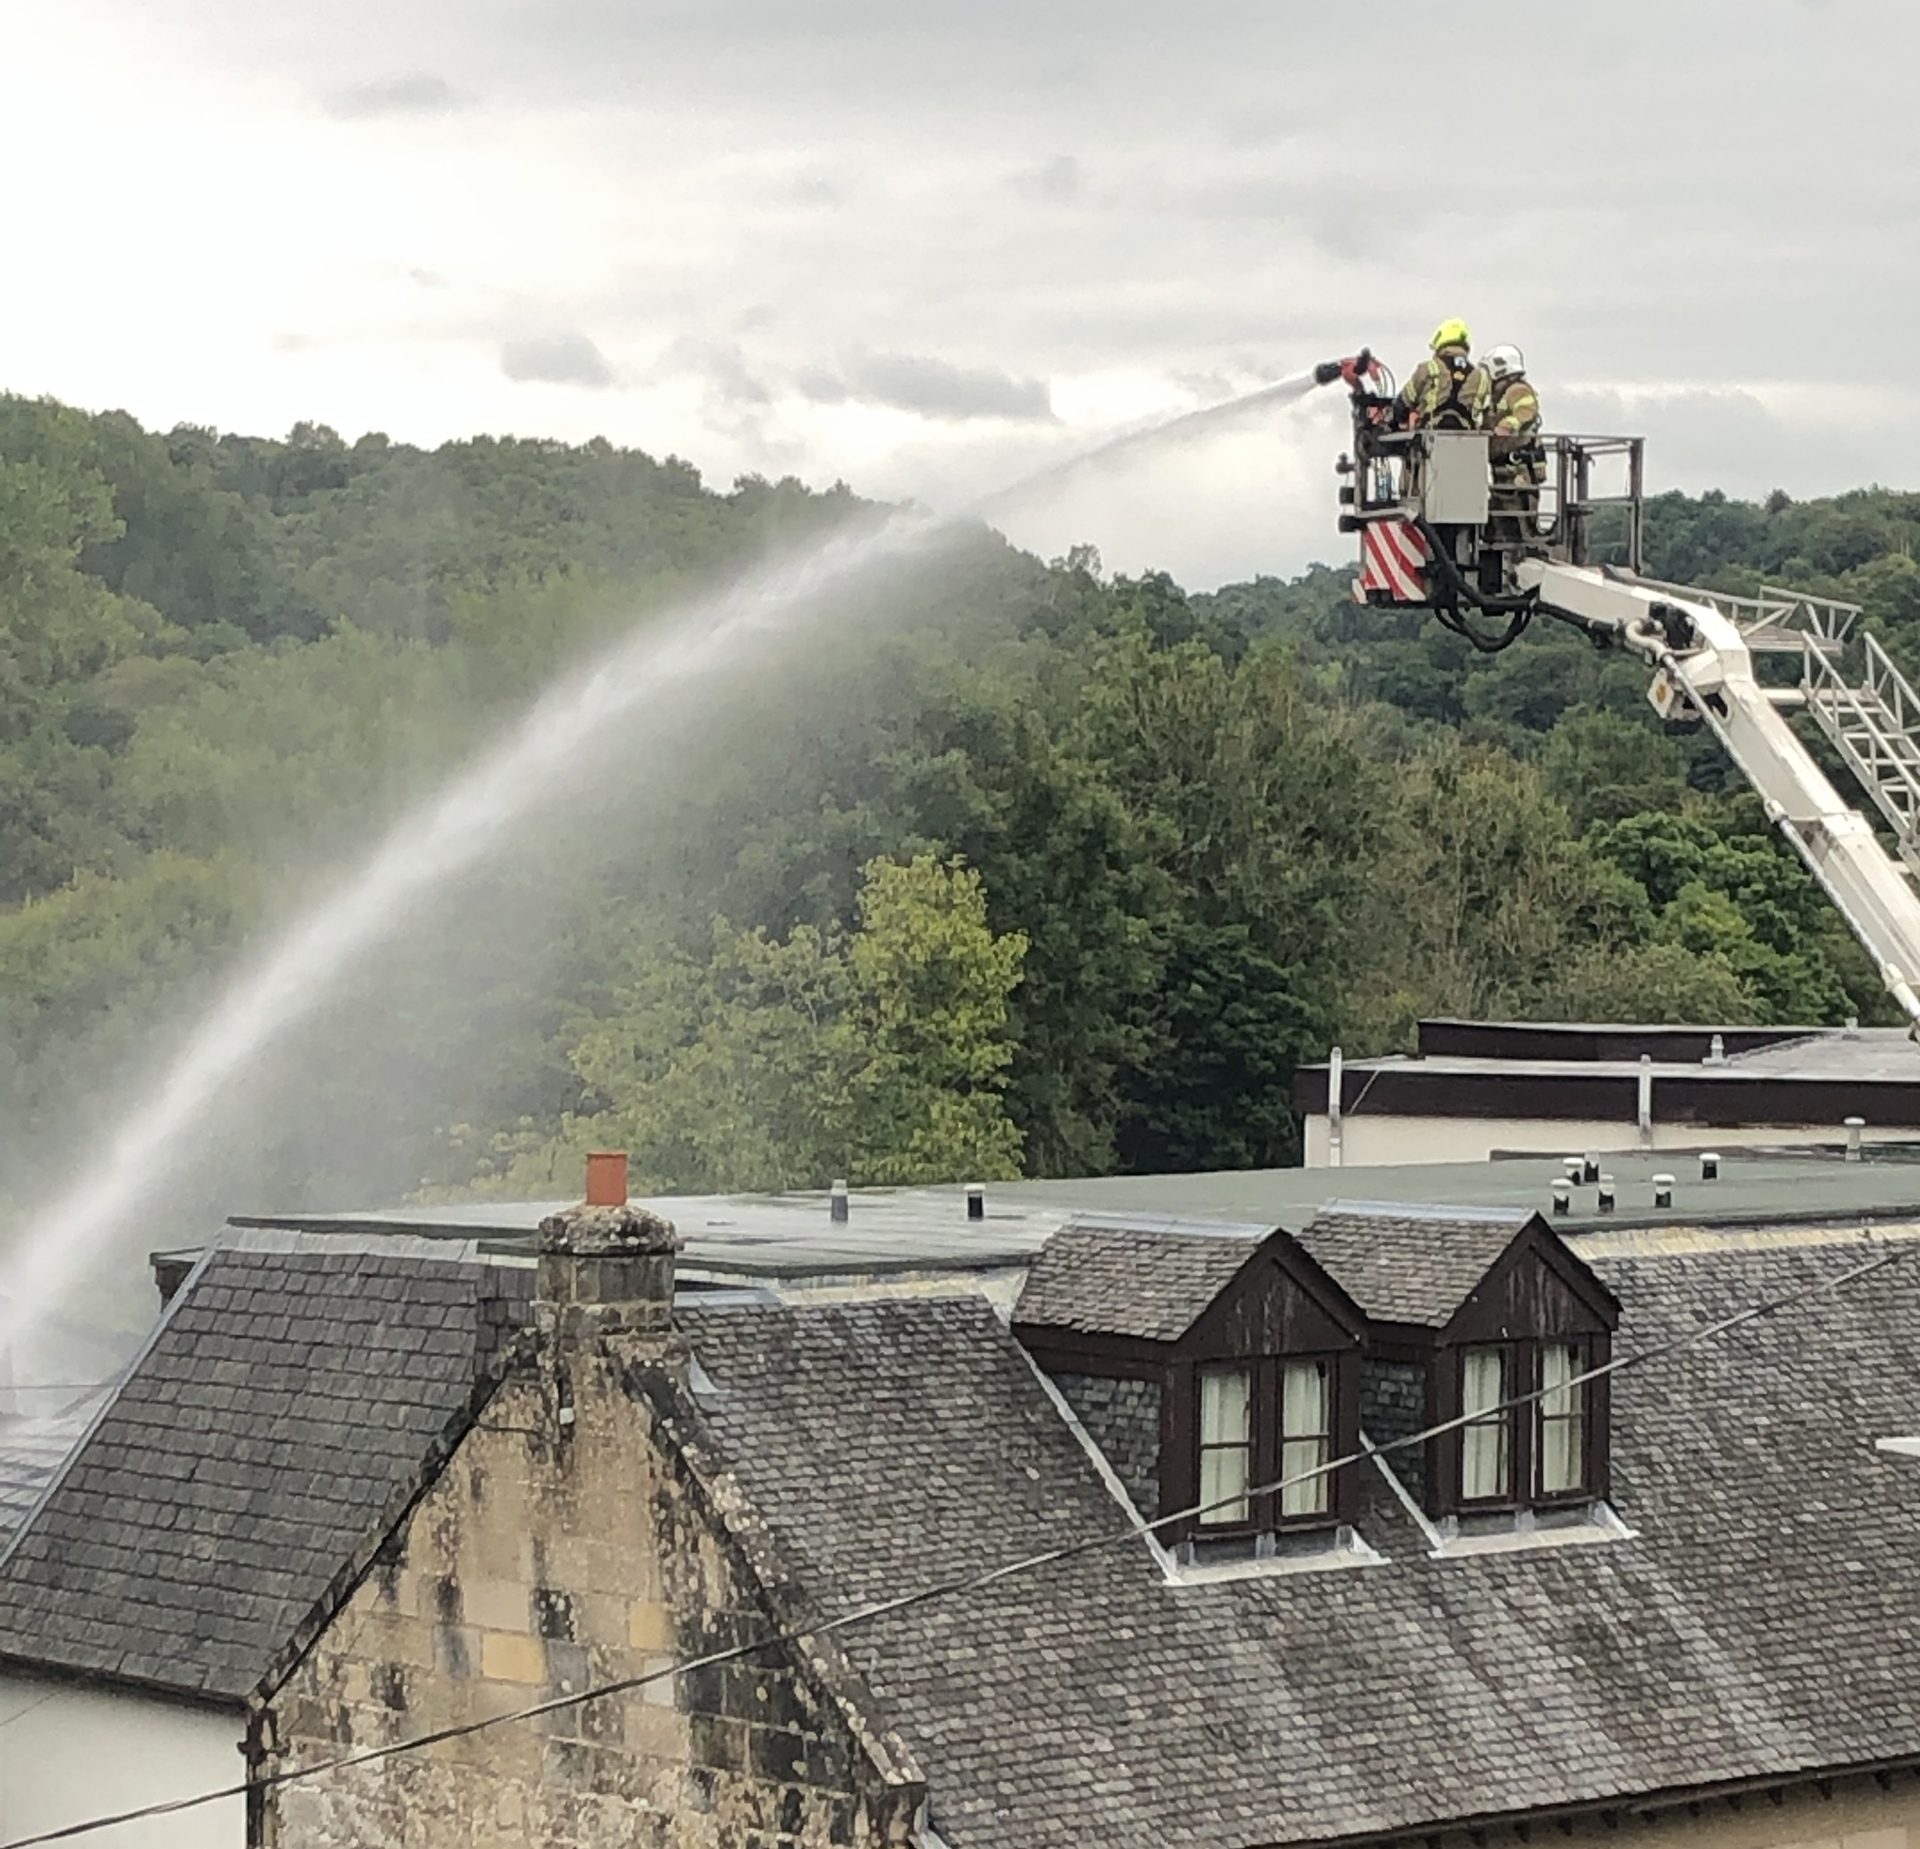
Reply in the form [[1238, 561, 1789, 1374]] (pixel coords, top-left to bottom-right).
[[1291, 1202, 1531, 1326], [680, 1237, 1920, 1849], [0, 1391, 108, 1543], [1011, 1220, 1265, 1340], [0, 1243, 530, 1701]]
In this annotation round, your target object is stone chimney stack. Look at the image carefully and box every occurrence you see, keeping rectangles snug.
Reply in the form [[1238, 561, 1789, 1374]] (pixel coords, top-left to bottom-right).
[[536, 1152, 682, 1348]]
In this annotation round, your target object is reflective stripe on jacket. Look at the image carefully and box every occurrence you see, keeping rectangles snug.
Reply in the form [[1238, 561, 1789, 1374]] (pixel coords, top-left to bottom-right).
[[1398, 348, 1491, 429], [1489, 375, 1544, 480], [1490, 376, 1541, 438]]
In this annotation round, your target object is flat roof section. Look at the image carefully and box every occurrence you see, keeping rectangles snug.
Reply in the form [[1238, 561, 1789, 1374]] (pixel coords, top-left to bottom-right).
[[214, 1145, 1920, 1283]]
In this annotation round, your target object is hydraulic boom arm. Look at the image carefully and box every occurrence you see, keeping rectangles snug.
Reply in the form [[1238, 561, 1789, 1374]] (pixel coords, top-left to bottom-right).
[[1522, 561, 1920, 1029], [1317, 348, 1920, 1030]]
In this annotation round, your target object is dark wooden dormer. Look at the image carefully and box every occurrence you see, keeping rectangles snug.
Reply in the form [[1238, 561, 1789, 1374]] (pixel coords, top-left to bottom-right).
[[1294, 1206, 1620, 1518], [1013, 1223, 1369, 1544]]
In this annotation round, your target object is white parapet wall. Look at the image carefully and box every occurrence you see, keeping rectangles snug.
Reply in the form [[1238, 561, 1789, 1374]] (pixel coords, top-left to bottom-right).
[[0, 1672, 244, 1845], [1304, 1114, 1911, 1169]]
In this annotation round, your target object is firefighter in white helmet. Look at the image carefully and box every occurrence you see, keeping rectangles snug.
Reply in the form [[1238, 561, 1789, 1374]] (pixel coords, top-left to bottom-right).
[[1483, 345, 1544, 582], [1485, 345, 1542, 475]]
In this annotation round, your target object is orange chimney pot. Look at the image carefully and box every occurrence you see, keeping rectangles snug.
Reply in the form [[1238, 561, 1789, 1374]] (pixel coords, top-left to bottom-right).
[[585, 1151, 629, 1208]]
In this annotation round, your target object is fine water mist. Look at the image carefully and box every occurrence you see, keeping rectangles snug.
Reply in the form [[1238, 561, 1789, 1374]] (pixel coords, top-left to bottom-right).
[[973, 370, 1320, 517], [0, 371, 1328, 1372]]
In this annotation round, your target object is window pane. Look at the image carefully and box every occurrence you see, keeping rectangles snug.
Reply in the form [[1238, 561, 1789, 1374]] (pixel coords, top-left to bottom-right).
[[1539, 1343, 1585, 1495], [1462, 1348, 1505, 1417], [1200, 1367, 1251, 1446], [1460, 1347, 1510, 1500], [1282, 1360, 1328, 1439], [1279, 1361, 1332, 1519], [1280, 1438, 1330, 1517], [1200, 1443, 1251, 1525], [1198, 1366, 1252, 1526], [1461, 1421, 1508, 1500]]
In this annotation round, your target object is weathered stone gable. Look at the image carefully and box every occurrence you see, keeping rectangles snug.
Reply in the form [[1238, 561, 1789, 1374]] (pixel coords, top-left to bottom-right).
[[260, 1341, 921, 1849]]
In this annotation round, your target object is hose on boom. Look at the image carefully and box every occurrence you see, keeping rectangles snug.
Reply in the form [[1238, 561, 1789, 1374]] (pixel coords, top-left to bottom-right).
[[1410, 516, 1536, 654]]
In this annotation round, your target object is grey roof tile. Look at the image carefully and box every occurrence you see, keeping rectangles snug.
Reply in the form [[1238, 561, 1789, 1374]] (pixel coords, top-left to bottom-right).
[[0, 1247, 530, 1701], [0, 1393, 107, 1542], [681, 1243, 1920, 1848], [1292, 1203, 1531, 1326], [1012, 1222, 1265, 1341]]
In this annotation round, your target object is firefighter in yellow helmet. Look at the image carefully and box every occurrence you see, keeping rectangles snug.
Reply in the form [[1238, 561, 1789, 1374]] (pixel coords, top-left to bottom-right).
[[1393, 318, 1491, 431]]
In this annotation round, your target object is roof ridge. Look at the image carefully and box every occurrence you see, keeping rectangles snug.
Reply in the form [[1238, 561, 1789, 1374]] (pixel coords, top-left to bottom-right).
[[1313, 1200, 1532, 1224]]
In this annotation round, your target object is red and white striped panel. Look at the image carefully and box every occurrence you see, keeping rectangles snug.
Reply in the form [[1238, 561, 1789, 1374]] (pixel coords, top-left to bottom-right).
[[1358, 519, 1430, 602]]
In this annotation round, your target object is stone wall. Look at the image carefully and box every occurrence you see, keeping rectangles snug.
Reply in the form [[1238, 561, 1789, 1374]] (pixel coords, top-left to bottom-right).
[[1359, 1357, 1428, 1498], [262, 1349, 918, 1849], [1054, 1372, 1161, 1518]]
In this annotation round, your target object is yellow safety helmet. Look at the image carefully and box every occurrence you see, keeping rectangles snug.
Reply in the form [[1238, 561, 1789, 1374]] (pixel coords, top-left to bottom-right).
[[1430, 318, 1471, 353]]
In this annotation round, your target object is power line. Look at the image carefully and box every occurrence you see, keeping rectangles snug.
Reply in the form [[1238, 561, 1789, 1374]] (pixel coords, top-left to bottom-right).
[[1, 1240, 1907, 1848], [0, 1687, 59, 1737]]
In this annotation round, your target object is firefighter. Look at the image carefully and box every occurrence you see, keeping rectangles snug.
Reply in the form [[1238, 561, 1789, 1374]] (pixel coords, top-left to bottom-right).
[[1484, 344, 1544, 584], [1394, 318, 1491, 431], [1485, 345, 1542, 476]]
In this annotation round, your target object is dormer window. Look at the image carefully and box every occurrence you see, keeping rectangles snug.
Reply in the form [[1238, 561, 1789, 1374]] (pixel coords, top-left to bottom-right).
[[1193, 1355, 1341, 1531], [1011, 1222, 1369, 1552], [1292, 1205, 1620, 1525], [1454, 1335, 1601, 1508]]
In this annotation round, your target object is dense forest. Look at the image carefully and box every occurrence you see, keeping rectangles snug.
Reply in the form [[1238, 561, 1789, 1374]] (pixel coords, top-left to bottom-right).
[[3, 393, 1918, 1215]]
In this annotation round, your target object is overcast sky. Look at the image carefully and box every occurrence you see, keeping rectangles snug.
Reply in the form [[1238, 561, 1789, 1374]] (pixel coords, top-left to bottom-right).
[[4, 0, 1915, 587]]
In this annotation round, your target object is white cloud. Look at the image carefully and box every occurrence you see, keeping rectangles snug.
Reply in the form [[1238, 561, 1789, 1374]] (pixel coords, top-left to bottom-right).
[[2, 0, 1917, 585]]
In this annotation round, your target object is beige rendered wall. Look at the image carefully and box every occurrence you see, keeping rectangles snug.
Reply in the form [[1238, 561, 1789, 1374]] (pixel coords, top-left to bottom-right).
[[1304, 1113, 1907, 1168], [1521, 1773, 1920, 1849], [0, 1671, 244, 1846], [263, 1351, 915, 1849]]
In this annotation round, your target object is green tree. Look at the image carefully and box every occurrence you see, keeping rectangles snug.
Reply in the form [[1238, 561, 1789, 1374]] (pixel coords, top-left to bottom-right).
[[475, 855, 1026, 1195]]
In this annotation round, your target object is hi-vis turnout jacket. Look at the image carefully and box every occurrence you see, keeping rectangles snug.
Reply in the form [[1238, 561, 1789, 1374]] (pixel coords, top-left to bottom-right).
[[1489, 374, 1544, 478], [1397, 346, 1491, 430]]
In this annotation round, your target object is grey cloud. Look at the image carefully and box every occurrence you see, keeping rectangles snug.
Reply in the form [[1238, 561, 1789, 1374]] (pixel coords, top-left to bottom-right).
[[664, 338, 772, 408], [322, 72, 467, 120], [769, 174, 842, 210], [54, 0, 1920, 587], [802, 353, 1053, 422], [1009, 155, 1085, 203], [500, 332, 616, 389]]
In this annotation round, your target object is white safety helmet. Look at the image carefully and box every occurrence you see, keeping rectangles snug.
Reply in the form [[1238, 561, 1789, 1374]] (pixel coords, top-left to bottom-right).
[[1484, 344, 1525, 382]]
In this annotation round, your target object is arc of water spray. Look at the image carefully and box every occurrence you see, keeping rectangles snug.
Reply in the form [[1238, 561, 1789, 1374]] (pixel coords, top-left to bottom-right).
[[0, 506, 941, 1348], [0, 370, 1323, 1356]]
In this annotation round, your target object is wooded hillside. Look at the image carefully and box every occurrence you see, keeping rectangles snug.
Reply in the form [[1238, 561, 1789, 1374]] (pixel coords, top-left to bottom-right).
[[4, 395, 1914, 1207]]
